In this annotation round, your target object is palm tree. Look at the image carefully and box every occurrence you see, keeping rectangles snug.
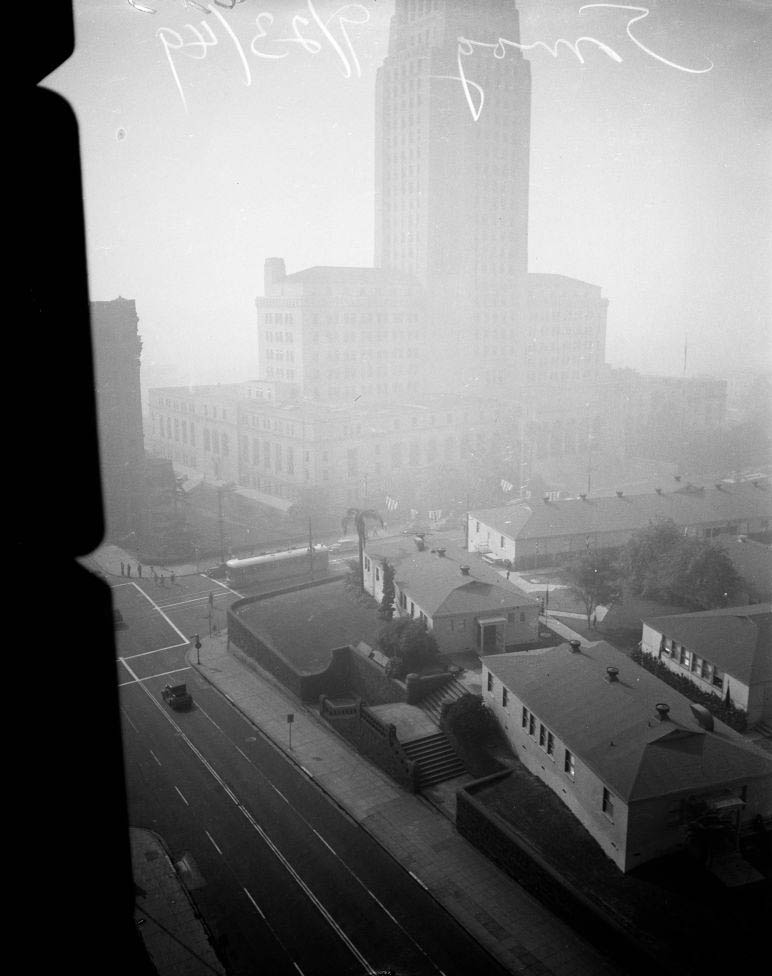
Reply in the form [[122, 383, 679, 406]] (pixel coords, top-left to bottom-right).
[[341, 507, 384, 590]]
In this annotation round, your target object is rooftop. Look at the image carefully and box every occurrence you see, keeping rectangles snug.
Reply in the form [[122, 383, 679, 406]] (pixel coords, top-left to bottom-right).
[[483, 640, 772, 802], [471, 482, 772, 541], [644, 604, 772, 685]]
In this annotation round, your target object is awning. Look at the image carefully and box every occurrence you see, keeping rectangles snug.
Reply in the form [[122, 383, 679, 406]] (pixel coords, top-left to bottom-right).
[[708, 796, 745, 813], [478, 616, 507, 626]]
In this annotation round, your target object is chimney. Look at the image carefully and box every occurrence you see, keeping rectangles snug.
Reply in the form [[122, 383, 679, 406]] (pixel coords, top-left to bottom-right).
[[655, 703, 670, 721], [569, 640, 582, 653], [436, 548, 446, 558], [605, 666, 620, 682], [460, 565, 470, 575], [616, 490, 623, 498], [655, 487, 663, 495], [264, 257, 286, 293]]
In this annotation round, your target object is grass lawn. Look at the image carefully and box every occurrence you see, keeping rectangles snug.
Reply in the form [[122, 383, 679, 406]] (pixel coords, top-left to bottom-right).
[[476, 763, 770, 973], [235, 579, 382, 673]]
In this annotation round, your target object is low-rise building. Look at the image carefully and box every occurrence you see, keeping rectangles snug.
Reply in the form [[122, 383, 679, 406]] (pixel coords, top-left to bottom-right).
[[641, 604, 772, 727], [363, 538, 539, 655], [468, 481, 772, 569], [482, 640, 772, 872]]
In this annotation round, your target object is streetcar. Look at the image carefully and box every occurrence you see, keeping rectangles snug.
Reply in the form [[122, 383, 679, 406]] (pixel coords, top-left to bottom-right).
[[225, 545, 329, 587]]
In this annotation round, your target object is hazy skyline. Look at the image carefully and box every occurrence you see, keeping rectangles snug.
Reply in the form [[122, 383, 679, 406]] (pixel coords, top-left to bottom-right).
[[46, 0, 771, 390]]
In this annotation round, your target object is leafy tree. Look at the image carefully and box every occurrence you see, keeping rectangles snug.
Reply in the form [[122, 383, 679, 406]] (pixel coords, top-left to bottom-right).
[[378, 560, 395, 620], [376, 617, 440, 678], [618, 519, 683, 599], [562, 550, 621, 628], [620, 520, 745, 609], [341, 507, 383, 590], [441, 693, 497, 744]]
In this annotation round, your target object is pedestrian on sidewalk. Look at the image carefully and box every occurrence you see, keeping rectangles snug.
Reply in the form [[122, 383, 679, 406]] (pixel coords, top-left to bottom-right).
[[127, 564, 132, 577], [591, 612, 597, 630], [120, 562, 124, 576], [208, 591, 214, 608], [137, 563, 143, 578], [152, 568, 158, 584], [170, 571, 176, 586]]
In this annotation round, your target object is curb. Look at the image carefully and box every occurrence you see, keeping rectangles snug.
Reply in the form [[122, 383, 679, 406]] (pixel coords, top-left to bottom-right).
[[187, 647, 518, 976]]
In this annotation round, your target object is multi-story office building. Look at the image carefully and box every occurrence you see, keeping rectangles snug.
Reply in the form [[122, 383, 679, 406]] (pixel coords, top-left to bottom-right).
[[91, 297, 146, 540]]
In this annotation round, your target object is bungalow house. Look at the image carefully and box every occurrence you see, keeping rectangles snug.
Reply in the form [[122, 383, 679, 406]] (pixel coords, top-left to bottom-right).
[[641, 604, 772, 727], [482, 640, 772, 872], [363, 537, 540, 655], [468, 481, 772, 570]]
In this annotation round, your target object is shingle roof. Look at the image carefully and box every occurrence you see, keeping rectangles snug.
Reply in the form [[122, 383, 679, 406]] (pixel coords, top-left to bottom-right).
[[483, 641, 772, 802], [644, 604, 772, 686], [376, 544, 537, 617], [471, 483, 772, 541]]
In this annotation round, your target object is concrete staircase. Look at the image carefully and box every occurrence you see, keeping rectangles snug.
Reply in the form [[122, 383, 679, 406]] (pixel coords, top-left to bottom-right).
[[401, 732, 466, 788], [418, 676, 469, 724]]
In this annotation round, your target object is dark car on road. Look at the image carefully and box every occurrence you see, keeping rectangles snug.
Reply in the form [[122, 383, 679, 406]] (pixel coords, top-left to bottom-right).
[[162, 683, 193, 710]]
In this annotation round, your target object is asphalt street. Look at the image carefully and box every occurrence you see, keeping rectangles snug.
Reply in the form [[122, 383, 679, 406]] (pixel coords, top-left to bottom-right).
[[115, 571, 512, 976]]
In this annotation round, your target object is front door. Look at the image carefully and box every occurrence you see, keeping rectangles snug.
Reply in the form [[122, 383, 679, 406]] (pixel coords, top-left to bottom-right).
[[480, 624, 498, 654]]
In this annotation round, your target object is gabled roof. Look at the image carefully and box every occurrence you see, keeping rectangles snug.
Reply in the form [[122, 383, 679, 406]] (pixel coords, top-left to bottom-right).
[[372, 543, 537, 617], [644, 604, 772, 686], [471, 483, 772, 542], [483, 641, 772, 802]]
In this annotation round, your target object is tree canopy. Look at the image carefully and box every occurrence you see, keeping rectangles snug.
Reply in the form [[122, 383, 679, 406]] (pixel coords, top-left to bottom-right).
[[376, 617, 440, 678], [619, 520, 745, 610], [562, 550, 621, 627], [342, 507, 383, 590]]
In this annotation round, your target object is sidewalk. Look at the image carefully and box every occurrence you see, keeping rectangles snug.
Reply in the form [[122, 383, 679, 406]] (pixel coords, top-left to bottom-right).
[[131, 827, 225, 976], [189, 636, 623, 976]]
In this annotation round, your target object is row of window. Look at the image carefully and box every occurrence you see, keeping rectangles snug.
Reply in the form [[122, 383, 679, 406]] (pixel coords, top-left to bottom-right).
[[660, 638, 724, 690]]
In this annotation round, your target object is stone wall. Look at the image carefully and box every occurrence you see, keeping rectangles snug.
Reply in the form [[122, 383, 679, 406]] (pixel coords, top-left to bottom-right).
[[348, 644, 407, 704]]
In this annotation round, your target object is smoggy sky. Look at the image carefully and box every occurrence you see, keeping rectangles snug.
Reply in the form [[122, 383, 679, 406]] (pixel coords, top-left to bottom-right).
[[45, 0, 771, 391]]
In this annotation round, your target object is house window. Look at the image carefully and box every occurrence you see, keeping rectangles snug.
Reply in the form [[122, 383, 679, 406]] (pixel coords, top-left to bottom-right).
[[521, 706, 528, 728], [679, 646, 691, 669], [364, 557, 371, 572], [547, 732, 554, 757], [500, 536, 505, 548], [602, 788, 615, 821], [712, 667, 724, 690], [502, 688, 508, 707], [520, 612, 525, 622], [564, 750, 575, 778], [375, 566, 379, 580], [487, 672, 493, 692], [539, 724, 546, 747], [528, 713, 535, 736], [700, 659, 711, 680]]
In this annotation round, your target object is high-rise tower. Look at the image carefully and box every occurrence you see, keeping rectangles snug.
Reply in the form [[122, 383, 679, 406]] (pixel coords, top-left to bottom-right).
[[375, 0, 531, 291]]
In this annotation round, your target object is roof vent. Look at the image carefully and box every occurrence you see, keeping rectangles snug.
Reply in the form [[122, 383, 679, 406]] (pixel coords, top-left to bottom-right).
[[616, 490, 623, 498], [655, 703, 670, 721], [579, 493, 587, 500], [655, 487, 663, 495], [460, 565, 470, 575], [689, 703, 714, 731], [436, 548, 446, 558], [569, 639, 582, 653], [715, 483, 723, 491], [674, 475, 682, 482], [605, 666, 620, 682]]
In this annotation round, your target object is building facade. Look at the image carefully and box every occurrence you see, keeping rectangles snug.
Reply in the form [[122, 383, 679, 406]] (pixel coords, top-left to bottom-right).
[[641, 605, 772, 727]]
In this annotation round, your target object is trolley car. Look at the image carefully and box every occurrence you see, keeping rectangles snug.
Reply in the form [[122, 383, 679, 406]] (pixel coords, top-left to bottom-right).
[[225, 545, 329, 587]]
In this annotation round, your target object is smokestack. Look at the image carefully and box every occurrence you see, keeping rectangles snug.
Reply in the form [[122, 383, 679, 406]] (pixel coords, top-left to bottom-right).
[[655, 703, 670, 721], [569, 640, 581, 653], [460, 565, 470, 575], [605, 666, 620, 682]]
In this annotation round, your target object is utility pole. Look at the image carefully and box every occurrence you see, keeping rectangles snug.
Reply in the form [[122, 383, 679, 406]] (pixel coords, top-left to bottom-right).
[[217, 487, 225, 565]]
